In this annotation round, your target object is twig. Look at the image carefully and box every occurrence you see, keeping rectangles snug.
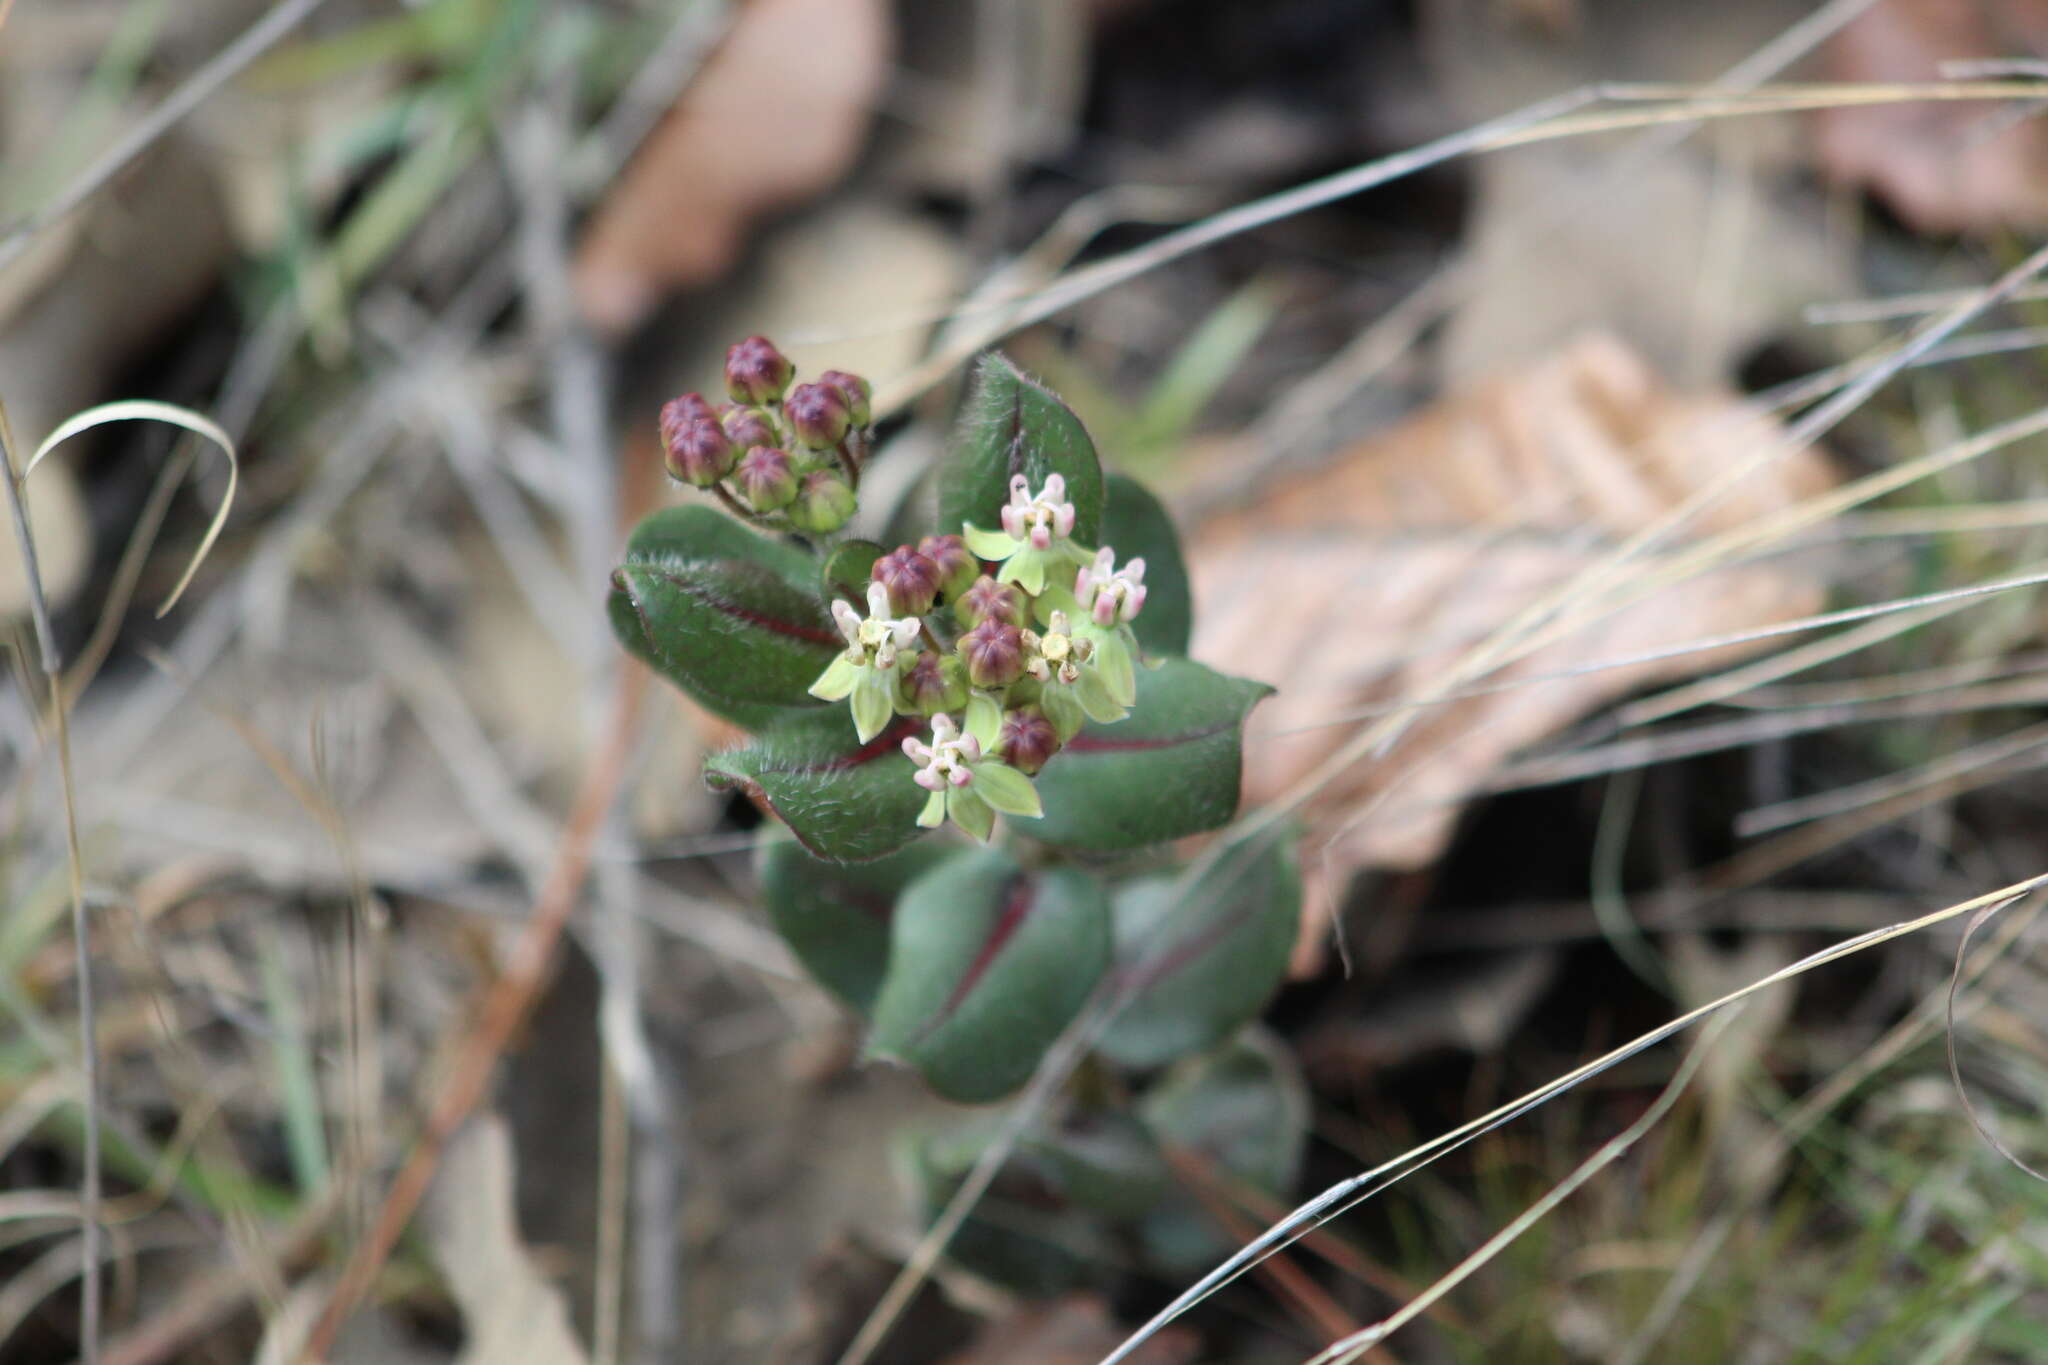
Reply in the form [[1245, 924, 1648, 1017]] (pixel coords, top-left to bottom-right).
[[0, 402, 98, 1363], [298, 666, 647, 1360], [0, 0, 336, 275]]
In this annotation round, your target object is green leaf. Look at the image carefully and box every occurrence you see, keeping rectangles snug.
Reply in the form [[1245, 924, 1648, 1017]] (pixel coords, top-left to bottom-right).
[[1099, 828, 1302, 1069], [705, 708, 928, 863], [609, 506, 838, 729], [757, 836, 961, 1015], [868, 849, 1110, 1102], [820, 538, 883, 604], [1031, 658, 1272, 851], [1020, 1108, 1172, 1220], [1099, 474, 1192, 656], [939, 352, 1106, 549], [1140, 1030, 1307, 1198], [903, 1122, 1112, 1293]]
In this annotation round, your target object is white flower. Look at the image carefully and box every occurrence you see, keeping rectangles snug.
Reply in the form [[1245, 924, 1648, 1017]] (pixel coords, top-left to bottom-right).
[[996, 473, 1077, 550], [903, 713, 980, 792], [812, 582, 924, 742], [830, 581, 922, 669], [1073, 547, 1147, 628]]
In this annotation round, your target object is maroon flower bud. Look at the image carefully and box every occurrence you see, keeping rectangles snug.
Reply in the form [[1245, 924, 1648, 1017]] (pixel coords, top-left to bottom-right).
[[996, 706, 1060, 776], [819, 369, 873, 427], [660, 392, 717, 437], [918, 534, 978, 601], [719, 403, 778, 452], [732, 446, 798, 512], [958, 618, 1026, 689], [725, 335, 793, 404], [786, 470, 856, 534], [953, 574, 1026, 630], [898, 652, 968, 715], [871, 545, 943, 616], [662, 417, 736, 487], [784, 381, 852, 449]]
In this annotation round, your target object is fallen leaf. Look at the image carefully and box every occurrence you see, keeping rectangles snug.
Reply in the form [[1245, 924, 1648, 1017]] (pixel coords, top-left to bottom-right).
[[573, 0, 893, 334], [1188, 334, 1836, 965], [937, 1294, 1199, 1365], [1813, 0, 2048, 233], [424, 1113, 592, 1365]]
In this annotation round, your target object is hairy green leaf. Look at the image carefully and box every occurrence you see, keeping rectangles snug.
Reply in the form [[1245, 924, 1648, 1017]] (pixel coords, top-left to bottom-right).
[[609, 506, 838, 728], [939, 352, 1105, 548], [1099, 473, 1192, 656], [705, 708, 928, 863], [1100, 829, 1302, 1068], [1031, 658, 1271, 851], [868, 849, 1110, 1102]]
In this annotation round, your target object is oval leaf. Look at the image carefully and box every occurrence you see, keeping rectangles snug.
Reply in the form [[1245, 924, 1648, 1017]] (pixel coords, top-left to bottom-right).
[[1100, 473, 1192, 656], [705, 708, 929, 862], [868, 849, 1110, 1102], [938, 352, 1106, 548], [609, 506, 838, 729], [758, 836, 962, 1014], [1140, 1029, 1308, 1198], [1099, 829, 1301, 1069], [904, 1123, 1112, 1292], [1031, 658, 1272, 851]]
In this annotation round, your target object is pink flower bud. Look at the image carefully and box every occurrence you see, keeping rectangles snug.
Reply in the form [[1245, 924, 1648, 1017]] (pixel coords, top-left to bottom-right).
[[784, 381, 852, 449], [659, 393, 716, 446], [953, 575, 1026, 630], [958, 619, 1027, 689], [996, 706, 1060, 776], [818, 369, 873, 427], [871, 545, 943, 616], [786, 470, 856, 533], [918, 534, 979, 600], [719, 403, 778, 452], [662, 417, 736, 487], [732, 446, 798, 511], [898, 652, 967, 715], [724, 335, 794, 404]]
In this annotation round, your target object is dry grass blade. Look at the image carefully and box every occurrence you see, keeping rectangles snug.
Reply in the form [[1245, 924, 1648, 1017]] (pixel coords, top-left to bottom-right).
[[27, 400, 238, 616], [1945, 902, 2048, 1184], [1304, 1021, 1727, 1365], [1097, 872, 2048, 1364], [299, 664, 646, 1361], [0, 0, 334, 274]]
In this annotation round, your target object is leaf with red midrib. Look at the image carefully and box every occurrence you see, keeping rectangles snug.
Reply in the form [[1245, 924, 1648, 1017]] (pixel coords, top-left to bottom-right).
[[868, 848, 1110, 1103], [1032, 657, 1272, 851], [760, 837, 961, 1014], [707, 710, 930, 863], [609, 505, 840, 729]]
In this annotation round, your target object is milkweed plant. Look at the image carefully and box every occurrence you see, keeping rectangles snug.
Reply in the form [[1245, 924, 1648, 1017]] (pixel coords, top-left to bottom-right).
[[610, 339, 1310, 1283]]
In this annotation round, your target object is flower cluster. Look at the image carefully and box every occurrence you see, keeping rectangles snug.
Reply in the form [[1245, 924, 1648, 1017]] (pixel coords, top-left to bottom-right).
[[658, 336, 874, 534], [807, 473, 1148, 841]]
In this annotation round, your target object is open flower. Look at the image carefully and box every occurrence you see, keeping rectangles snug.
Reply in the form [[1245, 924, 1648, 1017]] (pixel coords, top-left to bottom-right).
[[809, 582, 923, 741], [1074, 547, 1146, 628], [1025, 610, 1128, 739], [902, 713, 1042, 841], [961, 474, 1092, 594]]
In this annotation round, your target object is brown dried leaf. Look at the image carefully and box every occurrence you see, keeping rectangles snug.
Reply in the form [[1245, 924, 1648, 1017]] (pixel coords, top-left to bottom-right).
[[937, 1294, 1199, 1365], [1189, 334, 1836, 954], [1813, 0, 2048, 234], [573, 0, 893, 334]]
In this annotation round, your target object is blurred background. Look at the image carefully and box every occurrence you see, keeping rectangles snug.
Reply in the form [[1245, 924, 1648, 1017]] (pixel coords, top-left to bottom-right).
[[9, 0, 2048, 1361]]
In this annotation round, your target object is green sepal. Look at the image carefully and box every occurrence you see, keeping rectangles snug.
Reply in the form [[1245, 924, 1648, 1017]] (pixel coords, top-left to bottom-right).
[[867, 849, 1110, 1102], [964, 691, 1003, 748], [704, 708, 927, 863], [1031, 658, 1272, 851], [940, 352, 1105, 548], [757, 836, 961, 1015], [609, 506, 838, 728], [1099, 474, 1192, 656], [1099, 827, 1302, 1068]]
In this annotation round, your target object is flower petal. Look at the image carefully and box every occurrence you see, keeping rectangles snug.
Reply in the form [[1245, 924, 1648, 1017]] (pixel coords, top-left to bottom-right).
[[962, 523, 1019, 561], [917, 788, 948, 828], [851, 669, 894, 742], [949, 788, 995, 842], [972, 761, 1043, 819], [808, 655, 861, 702]]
